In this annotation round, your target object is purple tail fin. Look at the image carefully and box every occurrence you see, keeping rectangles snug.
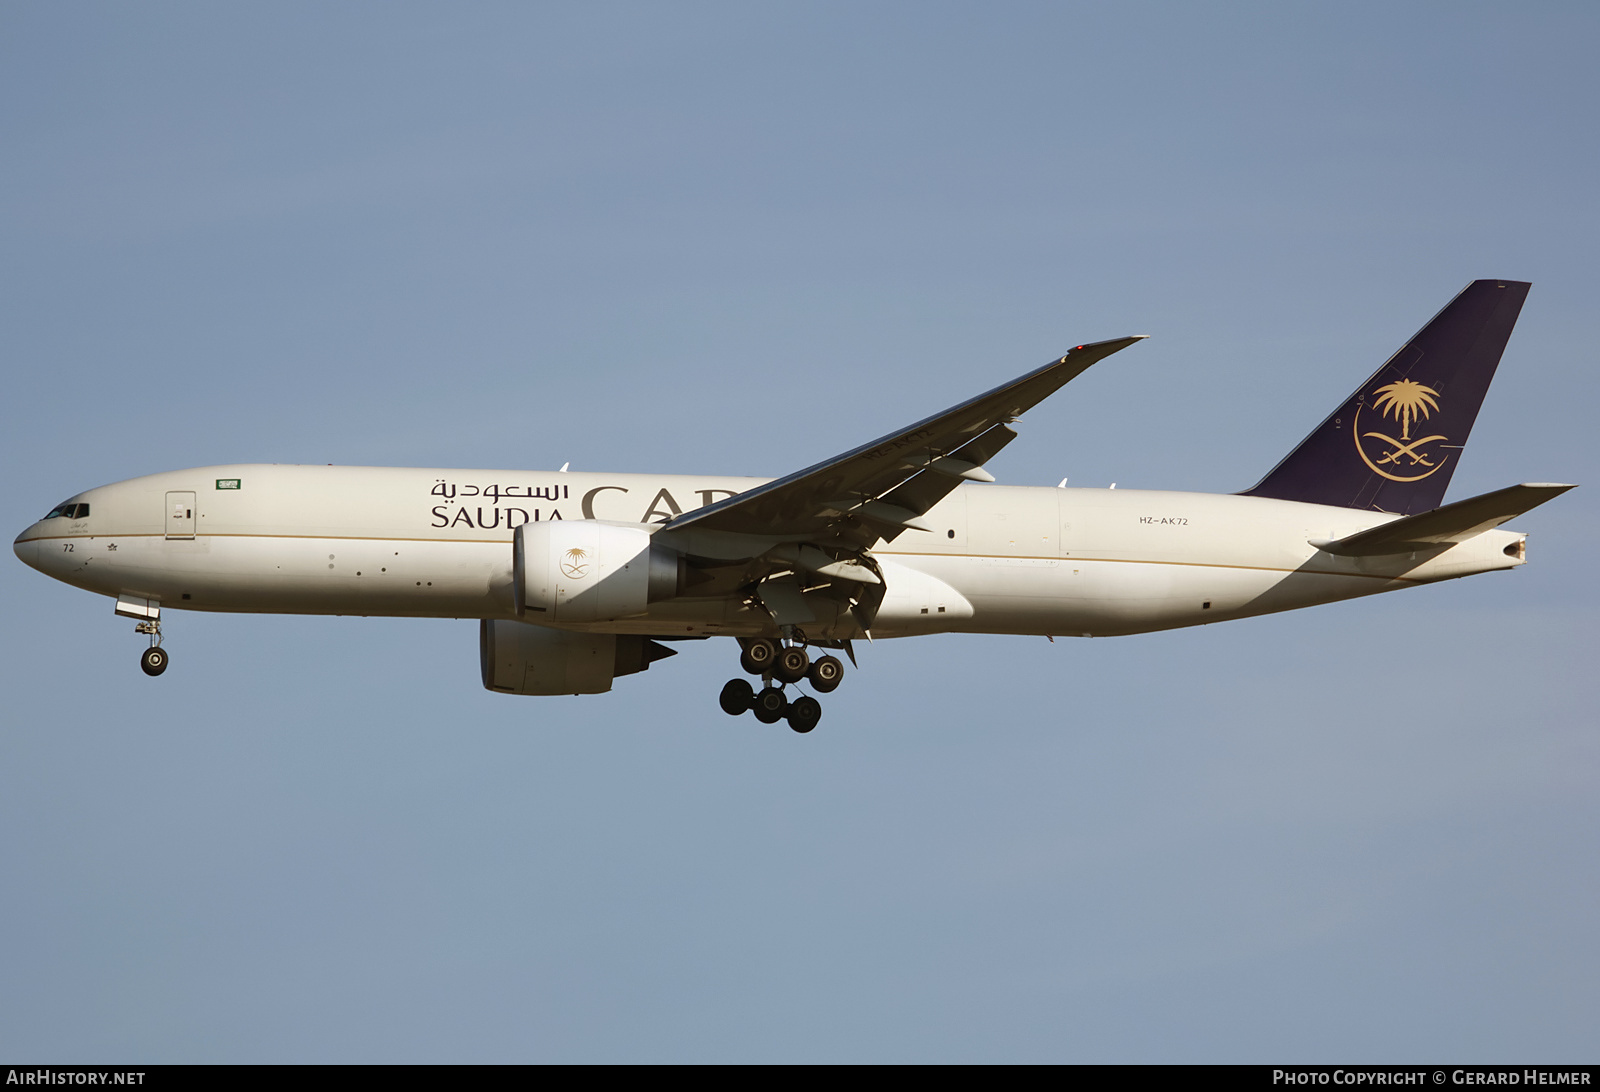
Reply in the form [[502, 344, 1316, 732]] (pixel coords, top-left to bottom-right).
[[1240, 279, 1530, 515]]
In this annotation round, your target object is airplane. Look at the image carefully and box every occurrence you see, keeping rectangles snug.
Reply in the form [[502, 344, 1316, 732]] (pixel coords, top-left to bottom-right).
[[13, 279, 1573, 734]]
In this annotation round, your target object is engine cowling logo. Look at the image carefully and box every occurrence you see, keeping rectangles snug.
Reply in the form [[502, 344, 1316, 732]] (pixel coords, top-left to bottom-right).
[[559, 547, 591, 580], [1353, 379, 1449, 483]]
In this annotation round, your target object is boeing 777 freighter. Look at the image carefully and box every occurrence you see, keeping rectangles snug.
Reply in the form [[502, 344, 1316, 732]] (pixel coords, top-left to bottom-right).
[[14, 280, 1572, 732]]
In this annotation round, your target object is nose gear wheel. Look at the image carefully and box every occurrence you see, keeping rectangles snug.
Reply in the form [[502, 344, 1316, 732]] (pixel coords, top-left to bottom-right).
[[134, 619, 168, 676]]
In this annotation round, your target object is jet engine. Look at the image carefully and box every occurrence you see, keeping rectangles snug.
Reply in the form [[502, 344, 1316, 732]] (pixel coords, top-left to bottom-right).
[[513, 521, 684, 622], [479, 619, 677, 695]]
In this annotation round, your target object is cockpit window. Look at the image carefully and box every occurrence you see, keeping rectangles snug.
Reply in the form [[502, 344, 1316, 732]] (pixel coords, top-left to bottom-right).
[[43, 502, 88, 519]]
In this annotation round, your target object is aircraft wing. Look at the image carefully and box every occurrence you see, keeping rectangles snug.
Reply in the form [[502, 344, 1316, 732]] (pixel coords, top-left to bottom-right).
[[662, 336, 1146, 543]]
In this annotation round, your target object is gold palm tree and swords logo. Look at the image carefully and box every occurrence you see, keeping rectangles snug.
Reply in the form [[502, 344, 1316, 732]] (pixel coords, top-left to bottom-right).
[[559, 547, 591, 580], [1352, 378, 1450, 482]]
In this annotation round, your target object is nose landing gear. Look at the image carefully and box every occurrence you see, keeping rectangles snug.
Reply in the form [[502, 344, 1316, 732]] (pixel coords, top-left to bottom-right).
[[134, 619, 167, 676], [719, 637, 847, 732]]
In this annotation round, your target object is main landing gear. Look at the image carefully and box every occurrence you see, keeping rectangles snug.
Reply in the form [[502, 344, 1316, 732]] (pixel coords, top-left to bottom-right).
[[719, 638, 845, 734], [135, 619, 168, 676]]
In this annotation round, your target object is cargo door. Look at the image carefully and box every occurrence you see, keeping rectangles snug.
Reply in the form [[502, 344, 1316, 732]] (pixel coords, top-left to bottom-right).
[[165, 491, 196, 539]]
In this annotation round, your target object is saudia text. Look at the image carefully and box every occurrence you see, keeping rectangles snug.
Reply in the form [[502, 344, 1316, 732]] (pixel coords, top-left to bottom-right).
[[428, 480, 737, 530]]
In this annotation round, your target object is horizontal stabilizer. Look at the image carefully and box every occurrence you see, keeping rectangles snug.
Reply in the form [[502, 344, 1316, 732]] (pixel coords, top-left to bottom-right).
[[1310, 483, 1574, 556]]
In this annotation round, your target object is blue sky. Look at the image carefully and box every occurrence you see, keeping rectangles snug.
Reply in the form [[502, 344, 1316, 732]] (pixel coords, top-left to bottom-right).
[[2, 2, 1595, 1061]]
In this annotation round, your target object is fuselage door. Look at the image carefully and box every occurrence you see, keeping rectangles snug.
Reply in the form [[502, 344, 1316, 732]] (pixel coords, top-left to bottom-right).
[[165, 491, 196, 539], [1060, 495, 1096, 558]]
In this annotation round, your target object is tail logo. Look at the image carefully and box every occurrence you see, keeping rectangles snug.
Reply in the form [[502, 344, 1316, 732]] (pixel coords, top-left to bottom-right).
[[1353, 379, 1450, 483]]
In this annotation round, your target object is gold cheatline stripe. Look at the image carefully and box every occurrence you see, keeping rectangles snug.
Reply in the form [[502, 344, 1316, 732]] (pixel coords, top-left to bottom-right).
[[21, 533, 1427, 583], [879, 550, 1420, 582], [21, 531, 516, 545]]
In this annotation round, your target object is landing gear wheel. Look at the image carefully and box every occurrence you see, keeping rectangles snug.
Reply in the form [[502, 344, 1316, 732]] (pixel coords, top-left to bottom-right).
[[719, 678, 755, 716], [786, 696, 822, 734], [140, 646, 168, 677], [807, 655, 844, 693], [752, 686, 788, 724], [775, 645, 810, 684], [740, 639, 779, 676]]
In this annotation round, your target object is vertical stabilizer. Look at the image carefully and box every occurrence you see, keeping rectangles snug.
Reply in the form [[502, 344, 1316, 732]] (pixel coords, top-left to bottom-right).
[[1240, 279, 1530, 515]]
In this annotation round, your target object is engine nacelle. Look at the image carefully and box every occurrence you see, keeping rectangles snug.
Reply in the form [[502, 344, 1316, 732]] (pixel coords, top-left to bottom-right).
[[479, 619, 676, 695], [513, 521, 683, 622]]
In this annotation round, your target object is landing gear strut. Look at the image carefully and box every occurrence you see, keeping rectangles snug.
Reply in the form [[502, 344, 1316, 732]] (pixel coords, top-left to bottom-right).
[[719, 637, 848, 732], [135, 618, 167, 676]]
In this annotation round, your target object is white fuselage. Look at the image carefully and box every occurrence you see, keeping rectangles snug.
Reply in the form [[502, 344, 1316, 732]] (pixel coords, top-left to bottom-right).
[[13, 464, 1527, 640]]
